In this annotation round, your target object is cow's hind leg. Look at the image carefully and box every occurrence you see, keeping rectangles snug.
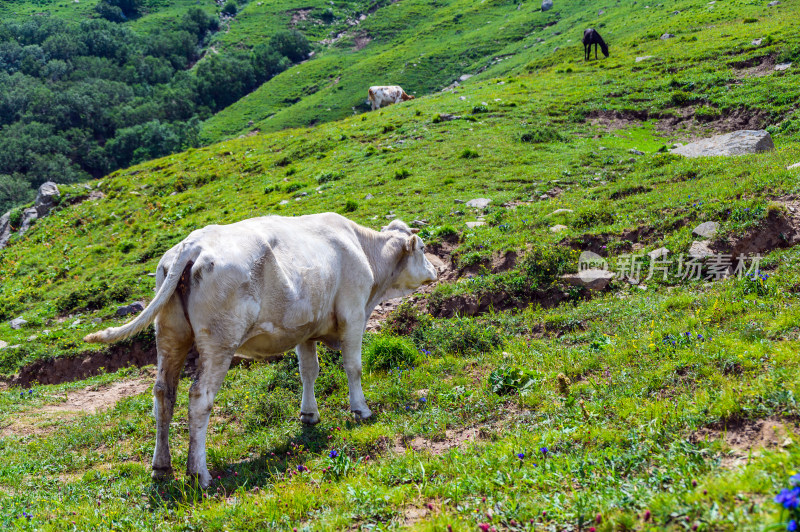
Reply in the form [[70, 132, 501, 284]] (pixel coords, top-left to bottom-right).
[[341, 323, 371, 420], [151, 304, 193, 481], [186, 340, 235, 488], [297, 340, 321, 425]]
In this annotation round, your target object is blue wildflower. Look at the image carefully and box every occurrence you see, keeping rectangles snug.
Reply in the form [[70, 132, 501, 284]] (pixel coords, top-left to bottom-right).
[[329, 450, 339, 459], [775, 487, 800, 509], [540, 447, 549, 455], [790, 473, 800, 486], [419, 397, 427, 403], [297, 465, 305, 472], [517, 453, 525, 460], [789, 520, 798, 532], [28, 389, 32, 394]]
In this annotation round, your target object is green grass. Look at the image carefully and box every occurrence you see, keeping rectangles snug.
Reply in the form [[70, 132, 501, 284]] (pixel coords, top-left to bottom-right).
[[1, 0, 800, 528]]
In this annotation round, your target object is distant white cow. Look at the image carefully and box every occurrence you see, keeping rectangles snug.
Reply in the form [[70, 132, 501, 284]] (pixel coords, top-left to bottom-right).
[[84, 214, 437, 487], [368, 85, 415, 111]]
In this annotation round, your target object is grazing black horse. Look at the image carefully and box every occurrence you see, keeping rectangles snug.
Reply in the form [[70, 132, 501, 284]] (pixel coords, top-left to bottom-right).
[[583, 28, 609, 60]]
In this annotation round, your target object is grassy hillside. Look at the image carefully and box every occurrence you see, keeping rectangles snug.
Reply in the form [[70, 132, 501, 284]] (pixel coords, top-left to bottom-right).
[[1, 0, 800, 528]]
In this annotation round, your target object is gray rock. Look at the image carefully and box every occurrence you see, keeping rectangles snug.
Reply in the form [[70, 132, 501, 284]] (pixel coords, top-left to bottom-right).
[[548, 209, 574, 216], [454, 199, 465, 204], [34, 181, 60, 217], [660, 33, 675, 39], [689, 241, 715, 259], [693, 221, 719, 238], [629, 149, 645, 155], [385, 214, 396, 220], [671, 9, 680, 14], [635, 55, 654, 62], [466, 198, 492, 209], [18, 207, 38, 236], [411, 219, 428, 227], [670, 130, 774, 157], [279, 200, 290, 205], [550, 224, 568, 232], [775, 62, 792, 71], [10, 317, 27, 330], [0, 340, 7, 349], [459, 74, 473, 82], [788, 162, 800, 170], [562, 269, 614, 291], [752, 38, 763, 46], [598, 9, 605, 14], [466, 221, 486, 228], [768, 1, 780, 5], [364, 193, 374, 200], [116, 302, 145, 317], [0, 211, 10, 249], [541, 0, 553, 10], [648, 247, 670, 260]]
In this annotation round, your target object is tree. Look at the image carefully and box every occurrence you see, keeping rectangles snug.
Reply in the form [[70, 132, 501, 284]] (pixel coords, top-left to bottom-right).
[[221, 1, 238, 17], [251, 43, 290, 84], [269, 30, 311, 63]]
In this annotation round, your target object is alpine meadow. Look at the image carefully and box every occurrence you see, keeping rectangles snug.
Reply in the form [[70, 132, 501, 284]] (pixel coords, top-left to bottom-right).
[[1, 0, 800, 529]]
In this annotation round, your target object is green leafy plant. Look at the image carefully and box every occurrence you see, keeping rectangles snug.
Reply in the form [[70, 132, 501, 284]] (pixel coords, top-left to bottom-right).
[[364, 335, 419, 371], [488, 366, 539, 396]]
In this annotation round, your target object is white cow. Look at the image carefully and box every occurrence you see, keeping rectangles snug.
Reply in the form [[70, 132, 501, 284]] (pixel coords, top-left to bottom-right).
[[368, 85, 415, 111], [84, 213, 437, 487]]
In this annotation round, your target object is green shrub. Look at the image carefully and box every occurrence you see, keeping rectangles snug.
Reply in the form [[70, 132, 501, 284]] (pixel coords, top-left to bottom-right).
[[317, 171, 344, 184], [8, 207, 23, 228], [264, 184, 280, 194], [344, 199, 358, 212], [364, 335, 419, 371], [117, 240, 136, 254], [221, 1, 238, 16], [420, 317, 503, 356], [574, 206, 615, 229], [394, 168, 410, 180], [472, 104, 488, 114], [56, 280, 133, 314], [284, 182, 304, 193], [670, 90, 698, 106], [460, 148, 479, 159]]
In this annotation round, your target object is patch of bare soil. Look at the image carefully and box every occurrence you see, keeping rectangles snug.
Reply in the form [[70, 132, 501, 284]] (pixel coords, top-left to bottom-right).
[[731, 55, 775, 79], [429, 285, 571, 319], [287, 8, 313, 27], [559, 224, 663, 257], [692, 417, 798, 469], [1, 378, 152, 437], [587, 109, 651, 132], [401, 501, 440, 526], [655, 106, 770, 143], [713, 199, 800, 259], [353, 32, 371, 50]]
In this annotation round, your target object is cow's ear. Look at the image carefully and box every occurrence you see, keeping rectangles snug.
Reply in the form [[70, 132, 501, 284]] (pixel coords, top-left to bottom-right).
[[404, 234, 419, 253]]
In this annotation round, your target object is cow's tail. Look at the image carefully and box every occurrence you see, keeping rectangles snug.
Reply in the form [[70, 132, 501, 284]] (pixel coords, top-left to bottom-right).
[[83, 243, 196, 344]]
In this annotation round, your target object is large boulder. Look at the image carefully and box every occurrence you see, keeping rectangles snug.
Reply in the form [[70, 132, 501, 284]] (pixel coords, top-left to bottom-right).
[[562, 270, 614, 291], [0, 211, 10, 249], [692, 221, 719, 239], [541, 0, 553, 11], [670, 130, 774, 158], [466, 198, 492, 209], [10, 317, 28, 330], [18, 207, 38, 236], [34, 181, 60, 217]]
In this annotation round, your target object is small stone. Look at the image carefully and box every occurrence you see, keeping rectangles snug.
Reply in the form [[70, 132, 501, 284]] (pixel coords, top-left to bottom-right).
[[116, 302, 145, 317], [0, 340, 7, 349], [279, 200, 289, 205], [598, 9, 605, 14], [466, 198, 492, 209], [459, 74, 473, 82], [629, 149, 645, 155], [466, 221, 485, 228], [635, 55, 654, 62], [92, 318, 102, 324], [692, 221, 719, 239], [648, 247, 670, 260], [787, 162, 800, 170], [660, 33, 675, 39], [775, 62, 792, 71], [27, 335, 37, 342], [10, 318, 27, 330], [751, 38, 763, 46], [411, 220, 428, 227], [550, 224, 568, 232], [70, 319, 82, 328], [767, 1, 780, 5], [539, 194, 549, 200], [548, 209, 574, 216], [385, 214, 396, 220], [689, 241, 714, 259], [454, 199, 465, 204], [541, 0, 553, 11], [364, 193, 374, 200], [671, 9, 680, 14]]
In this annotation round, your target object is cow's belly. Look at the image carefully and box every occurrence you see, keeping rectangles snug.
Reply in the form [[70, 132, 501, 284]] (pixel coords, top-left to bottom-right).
[[237, 333, 301, 360]]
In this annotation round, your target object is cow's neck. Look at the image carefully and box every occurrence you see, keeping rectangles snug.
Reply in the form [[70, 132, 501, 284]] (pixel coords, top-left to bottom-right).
[[353, 226, 408, 316]]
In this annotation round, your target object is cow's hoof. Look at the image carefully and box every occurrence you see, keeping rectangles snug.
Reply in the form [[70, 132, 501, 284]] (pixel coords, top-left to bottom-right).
[[151, 467, 173, 481], [352, 407, 372, 420], [300, 411, 321, 425], [188, 470, 212, 489]]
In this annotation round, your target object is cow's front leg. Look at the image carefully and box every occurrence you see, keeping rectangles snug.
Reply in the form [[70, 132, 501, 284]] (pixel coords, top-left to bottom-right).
[[297, 340, 321, 425], [187, 348, 234, 488], [341, 325, 371, 420]]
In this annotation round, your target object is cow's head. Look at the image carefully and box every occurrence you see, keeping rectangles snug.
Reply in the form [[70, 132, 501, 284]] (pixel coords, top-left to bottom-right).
[[381, 220, 438, 298]]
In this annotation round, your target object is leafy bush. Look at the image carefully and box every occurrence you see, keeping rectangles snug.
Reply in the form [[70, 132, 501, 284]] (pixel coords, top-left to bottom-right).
[[317, 171, 344, 184], [221, 1, 238, 16], [472, 104, 488, 114], [488, 366, 539, 396], [364, 335, 419, 371], [460, 148, 479, 159], [394, 168, 410, 180], [420, 317, 503, 356], [56, 280, 133, 314], [270, 30, 311, 62], [284, 182, 304, 193], [344, 199, 358, 212], [574, 206, 615, 229], [670, 90, 699, 106]]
